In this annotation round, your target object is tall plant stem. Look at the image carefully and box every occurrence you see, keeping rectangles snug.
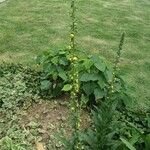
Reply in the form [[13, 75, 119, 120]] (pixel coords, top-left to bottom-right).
[[70, 0, 81, 150], [107, 33, 125, 99], [70, 45, 81, 148], [113, 33, 125, 74], [70, 0, 76, 50]]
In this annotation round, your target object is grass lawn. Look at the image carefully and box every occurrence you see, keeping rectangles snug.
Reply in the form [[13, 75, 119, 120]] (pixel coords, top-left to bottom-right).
[[0, 0, 150, 109]]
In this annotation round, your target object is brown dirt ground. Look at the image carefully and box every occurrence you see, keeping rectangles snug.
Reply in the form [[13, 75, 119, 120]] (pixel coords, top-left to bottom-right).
[[18, 99, 91, 149]]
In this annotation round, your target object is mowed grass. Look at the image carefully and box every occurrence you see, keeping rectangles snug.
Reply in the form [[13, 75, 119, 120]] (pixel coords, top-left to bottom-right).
[[0, 0, 150, 109]]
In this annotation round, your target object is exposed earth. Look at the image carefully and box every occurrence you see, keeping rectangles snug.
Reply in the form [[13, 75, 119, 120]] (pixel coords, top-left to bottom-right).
[[0, 99, 90, 149]]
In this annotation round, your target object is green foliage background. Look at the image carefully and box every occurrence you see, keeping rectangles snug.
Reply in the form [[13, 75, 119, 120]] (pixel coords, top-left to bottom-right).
[[0, 0, 149, 110]]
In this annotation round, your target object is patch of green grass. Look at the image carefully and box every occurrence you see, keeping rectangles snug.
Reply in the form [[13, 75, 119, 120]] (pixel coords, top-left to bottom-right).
[[0, 0, 149, 109]]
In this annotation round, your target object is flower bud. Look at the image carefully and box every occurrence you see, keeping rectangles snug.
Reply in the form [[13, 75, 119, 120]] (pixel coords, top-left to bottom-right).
[[68, 45, 72, 50], [71, 107, 75, 110], [70, 33, 74, 38], [73, 56, 78, 61], [77, 123, 80, 128]]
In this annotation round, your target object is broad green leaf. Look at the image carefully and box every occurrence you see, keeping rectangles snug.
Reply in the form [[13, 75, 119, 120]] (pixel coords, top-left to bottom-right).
[[59, 57, 68, 66], [104, 69, 113, 82], [91, 55, 106, 72], [94, 88, 104, 100], [97, 75, 106, 89], [62, 84, 72, 91], [59, 72, 68, 81], [83, 59, 93, 70], [43, 63, 55, 74], [57, 67, 68, 81], [120, 137, 136, 150], [80, 73, 99, 82], [40, 80, 52, 90], [59, 50, 66, 55], [82, 82, 97, 96]]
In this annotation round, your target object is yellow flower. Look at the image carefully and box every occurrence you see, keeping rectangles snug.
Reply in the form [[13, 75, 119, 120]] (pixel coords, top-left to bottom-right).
[[70, 33, 74, 38], [77, 123, 80, 128], [75, 79, 79, 83], [71, 92, 76, 96], [68, 45, 72, 50], [71, 107, 75, 110], [75, 89, 79, 93], [73, 56, 78, 61]]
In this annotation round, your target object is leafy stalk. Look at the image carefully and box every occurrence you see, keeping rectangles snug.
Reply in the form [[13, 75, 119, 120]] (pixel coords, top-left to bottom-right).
[[70, 0, 76, 50], [69, 0, 81, 149], [114, 32, 125, 74], [107, 33, 125, 99]]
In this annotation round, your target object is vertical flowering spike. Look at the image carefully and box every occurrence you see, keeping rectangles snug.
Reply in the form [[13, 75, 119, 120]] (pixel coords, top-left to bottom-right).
[[70, 0, 76, 50], [69, 1, 81, 150], [114, 32, 125, 73], [107, 33, 125, 99]]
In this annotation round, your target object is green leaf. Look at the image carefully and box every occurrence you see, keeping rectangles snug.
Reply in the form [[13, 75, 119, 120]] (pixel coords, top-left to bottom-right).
[[62, 84, 72, 91], [94, 88, 104, 100], [59, 50, 66, 55], [91, 55, 106, 72], [80, 73, 99, 82], [97, 75, 106, 89], [59, 72, 68, 81], [40, 80, 52, 90], [59, 57, 68, 66], [57, 67, 68, 81], [120, 137, 136, 150], [82, 82, 97, 96], [83, 59, 93, 70], [43, 63, 55, 74], [104, 69, 113, 82]]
